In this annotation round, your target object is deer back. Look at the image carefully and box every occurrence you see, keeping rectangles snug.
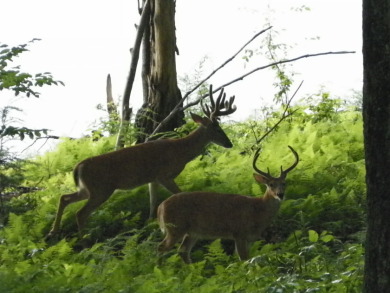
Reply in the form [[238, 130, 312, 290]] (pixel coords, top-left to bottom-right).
[[158, 191, 280, 241], [76, 139, 194, 188]]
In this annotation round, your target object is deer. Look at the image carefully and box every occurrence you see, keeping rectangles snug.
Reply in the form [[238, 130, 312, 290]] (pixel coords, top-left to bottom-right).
[[46, 85, 236, 238], [157, 146, 299, 263]]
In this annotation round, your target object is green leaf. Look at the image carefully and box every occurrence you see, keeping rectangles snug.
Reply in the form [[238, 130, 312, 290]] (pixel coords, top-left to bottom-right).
[[321, 234, 334, 243], [308, 230, 319, 243], [34, 130, 42, 137]]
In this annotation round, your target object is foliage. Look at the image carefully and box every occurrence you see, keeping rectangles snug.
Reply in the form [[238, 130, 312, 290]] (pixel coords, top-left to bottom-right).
[[92, 102, 121, 137], [0, 106, 49, 141], [0, 149, 25, 224], [0, 107, 28, 225], [0, 39, 64, 227], [0, 40, 63, 140], [0, 100, 365, 292], [0, 39, 64, 97]]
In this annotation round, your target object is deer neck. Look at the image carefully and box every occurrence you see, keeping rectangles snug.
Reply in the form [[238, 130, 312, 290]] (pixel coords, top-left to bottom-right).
[[177, 125, 210, 159], [261, 191, 282, 212]]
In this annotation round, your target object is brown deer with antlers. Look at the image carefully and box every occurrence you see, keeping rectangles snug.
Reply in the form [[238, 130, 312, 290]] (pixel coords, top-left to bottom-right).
[[157, 146, 299, 263], [47, 85, 236, 238]]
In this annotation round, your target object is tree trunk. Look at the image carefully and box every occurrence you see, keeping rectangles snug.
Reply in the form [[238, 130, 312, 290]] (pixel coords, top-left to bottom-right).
[[135, 0, 184, 143], [362, 0, 390, 291], [106, 74, 119, 135]]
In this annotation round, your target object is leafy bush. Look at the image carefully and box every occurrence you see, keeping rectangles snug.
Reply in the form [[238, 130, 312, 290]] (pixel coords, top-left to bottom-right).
[[0, 107, 365, 292]]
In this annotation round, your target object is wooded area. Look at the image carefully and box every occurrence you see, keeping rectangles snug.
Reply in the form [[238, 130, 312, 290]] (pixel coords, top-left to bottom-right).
[[362, 0, 390, 291], [0, 0, 389, 292]]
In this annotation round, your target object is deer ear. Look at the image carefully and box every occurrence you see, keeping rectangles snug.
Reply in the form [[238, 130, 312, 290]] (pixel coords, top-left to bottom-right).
[[253, 173, 268, 184], [191, 112, 211, 126]]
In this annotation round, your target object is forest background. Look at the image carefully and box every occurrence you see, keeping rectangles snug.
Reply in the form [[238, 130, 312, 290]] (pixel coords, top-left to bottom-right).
[[0, 0, 361, 152], [0, 1, 368, 292]]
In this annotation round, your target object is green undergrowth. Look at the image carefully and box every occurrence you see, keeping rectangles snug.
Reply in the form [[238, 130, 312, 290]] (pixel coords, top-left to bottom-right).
[[0, 109, 365, 292]]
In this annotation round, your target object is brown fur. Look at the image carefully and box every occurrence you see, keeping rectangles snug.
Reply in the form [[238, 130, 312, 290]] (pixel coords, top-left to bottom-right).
[[47, 114, 234, 238], [157, 147, 299, 263]]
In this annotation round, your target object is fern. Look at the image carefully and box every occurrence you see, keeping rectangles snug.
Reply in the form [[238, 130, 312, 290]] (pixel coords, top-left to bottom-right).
[[0, 107, 366, 292]]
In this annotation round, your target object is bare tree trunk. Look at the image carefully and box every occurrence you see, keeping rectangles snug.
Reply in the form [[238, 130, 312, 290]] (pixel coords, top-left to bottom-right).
[[106, 74, 118, 135], [362, 0, 390, 291], [115, 0, 151, 149], [135, 0, 184, 143], [141, 2, 151, 103]]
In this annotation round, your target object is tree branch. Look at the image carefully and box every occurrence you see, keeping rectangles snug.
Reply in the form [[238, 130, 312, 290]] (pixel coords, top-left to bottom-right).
[[122, 0, 151, 110], [150, 27, 272, 136], [20, 135, 71, 154], [218, 51, 356, 90], [254, 80, 303, 145], [182, 26, 272, 100], [185, 51, 355, 111], [151, 50, 355, 137], [116, 0, 151, 149]]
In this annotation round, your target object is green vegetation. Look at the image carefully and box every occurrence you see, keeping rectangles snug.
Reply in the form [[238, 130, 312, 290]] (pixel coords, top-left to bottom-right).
[[0, 96, 365, 292], [1, 40, 64, 140], [1, 40, 64, 220]]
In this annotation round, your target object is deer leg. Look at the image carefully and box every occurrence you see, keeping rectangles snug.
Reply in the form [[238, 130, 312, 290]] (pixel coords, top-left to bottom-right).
[[158, 231, 183, 254], [47, 190, 89, 237], [234, 238, 250, 261], [148, 182, 160, 219], [75, 190, 111, 236], [158, 178, 181, 194], [150, 179, 181, 218], [179, 234, 198, 264]]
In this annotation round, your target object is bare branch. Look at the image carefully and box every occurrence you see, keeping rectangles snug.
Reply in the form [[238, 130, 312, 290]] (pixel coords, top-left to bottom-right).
[[150, 24, 355, 138], [223, 51, 355, 88], [106, 74, 113, 105], [106, 74, 118, 117], [254, 80, 304, 146], [21, 135, 64, 153], [186, 51, 355, 111], [150, 27, 271, 136], [183, 26, 273, 99], [116, 0, 150, 149], [122, 0, 150, 114]]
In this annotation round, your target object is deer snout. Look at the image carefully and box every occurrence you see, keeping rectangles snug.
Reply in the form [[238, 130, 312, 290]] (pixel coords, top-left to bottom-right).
[[276, 192, 284, 199], [213, 138, 233, 148], [224, 141, 233, 148]]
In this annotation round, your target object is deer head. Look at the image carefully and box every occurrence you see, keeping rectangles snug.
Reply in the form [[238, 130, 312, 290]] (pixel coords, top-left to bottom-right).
[[252, 145, 299, 200], [190, 85, 236, 148]]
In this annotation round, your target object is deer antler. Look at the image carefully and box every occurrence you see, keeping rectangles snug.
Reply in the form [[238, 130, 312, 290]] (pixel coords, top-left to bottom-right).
[[253, 146, 299, 179], [280, 146, 299, 178], [253, 147, 273, 179], [201, 85, 237, 121]]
